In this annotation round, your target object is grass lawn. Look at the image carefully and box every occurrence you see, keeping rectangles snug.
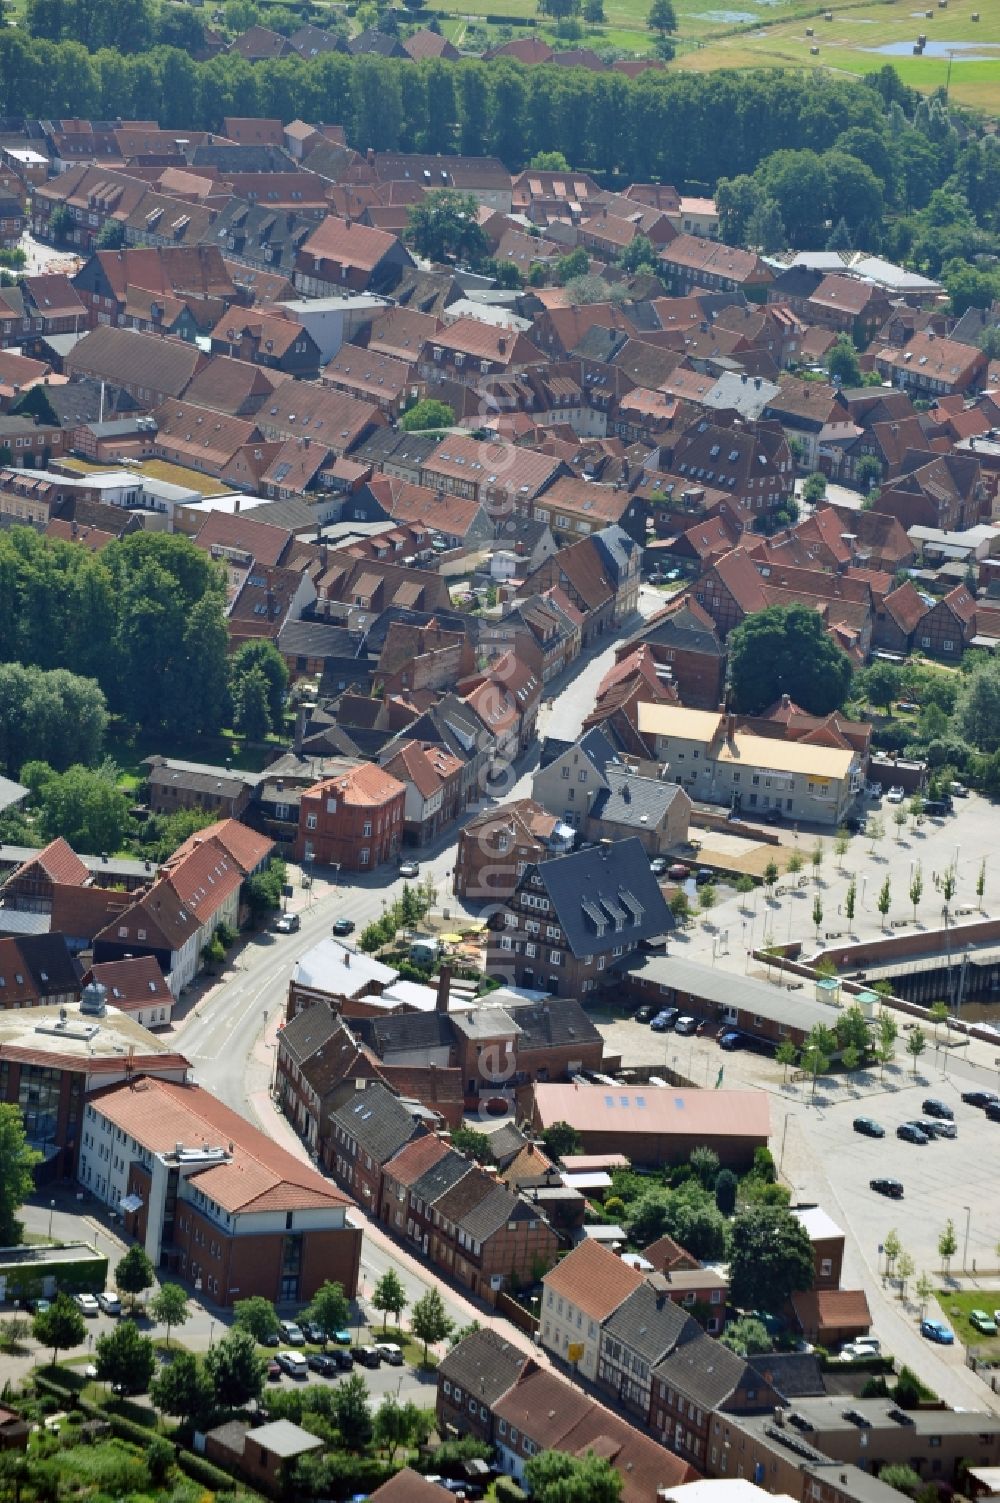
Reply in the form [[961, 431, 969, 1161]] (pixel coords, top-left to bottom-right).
[[675, 0, 1000, 110], [425, 0, 1000, 108], [933, 1288, 1000, 1347]]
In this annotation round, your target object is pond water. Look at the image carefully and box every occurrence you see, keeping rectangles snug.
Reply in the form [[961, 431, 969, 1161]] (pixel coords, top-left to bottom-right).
[[693, 9, 759, 20], [865, 38, 1000, 59]]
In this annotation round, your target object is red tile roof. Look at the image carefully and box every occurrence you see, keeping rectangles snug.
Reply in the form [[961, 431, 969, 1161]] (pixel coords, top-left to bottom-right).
[[89, 1076, 350, 1215], [542, 1239, 643, 1322], [20, 838, 90, 888]]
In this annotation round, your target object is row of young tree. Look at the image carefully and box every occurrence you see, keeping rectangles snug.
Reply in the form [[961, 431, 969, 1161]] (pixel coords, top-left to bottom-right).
[[0, 528, 289, 761], [0, 33, 941, 190]]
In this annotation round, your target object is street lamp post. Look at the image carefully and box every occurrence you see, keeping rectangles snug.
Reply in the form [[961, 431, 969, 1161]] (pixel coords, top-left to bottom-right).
[[963, 1204, 971, 1272], [48, 1200, 55, 1240]]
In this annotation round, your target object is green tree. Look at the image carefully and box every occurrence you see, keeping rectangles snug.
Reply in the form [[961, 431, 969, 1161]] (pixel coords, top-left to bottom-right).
[[862, 661, 901, 711], [867, 813, 885, 854], [406, 189, 488, 264], [719, 1315, 772, 1356], [401, 398, 454, 432], [32, 1293, 86, 1367], [529, 150, 571, 170], [928, 999, 949, 1041], [855, 454, 883, 493], [540, 1121, 582, 1160], [690, 1146, 720, 1189], [0, 1104, 41, 1245], [647, 0, 676, 32], [833, 828, 850, 869], [937, 1217, 957, 1275], [955, 660, 1000, 753], [524, 1449, 623, 1503], [877, 874, 892, 929], [880, 1466, 923, 1497], [909, 865, 923, 922], [802, 1023, 835, 1100], [148, 1282, 189, 1347], [802, 473, 827, 504], [727, 604, 853, 716], [941, 864, 957, 921], [763, 859, 779, 895], [26, 761, 130, 854], [150, 1348, 214, 1426], [906, 1026, 927, 1076], [882, 1227, 901, 1276], [877, 1011, 898, 1079], [915, 1270, 933, 1318], [114, 1244, 154, 1314], [827, 336, 862, 388], [410, 1285, 453, 1365], [582, 0, 604, 22], [232, 1295, 279, 1342], [787, 851, 803, 877], [895, 1249, 915, 1297], [449, 1127, 495, 1164], [699, 883, 717, 919], [715, 1168, 738, 1215], [977, 858, 987, 909], [776, 1039, 798, 1081], [334, 1371, 374, 1449], [812, 894, 823, 941], [669, 890, 691, 923], [47, 203, 73, 241], [729, 1207, 814, 1312], [745, 197, 785, 253], [95, 1318, 156, 1396], [372, 1269, 408, 1333], [555, 246, 590, 285], [204, 1327, 265, 1409], [232, 665, 271, 743], [373, 1395, 413, 1462], [229, 639, 288, 735], [619, 233, 655, 274], [836, 1004, 871, 1063], [307, 1279, 350, 1338], [909, 793, 924, 827]]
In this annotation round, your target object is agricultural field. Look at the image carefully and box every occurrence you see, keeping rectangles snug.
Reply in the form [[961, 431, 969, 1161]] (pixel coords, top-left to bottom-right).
[[408, 0, 999, 109], [679, 0, 1000, 110]]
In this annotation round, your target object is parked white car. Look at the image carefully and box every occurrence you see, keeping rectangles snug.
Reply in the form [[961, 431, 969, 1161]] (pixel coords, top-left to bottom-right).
[[96, 1291, 121, 1316], [74, 1293, 100, 1317]]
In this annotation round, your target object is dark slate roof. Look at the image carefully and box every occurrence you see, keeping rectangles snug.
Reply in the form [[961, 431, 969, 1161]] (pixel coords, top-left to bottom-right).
[[437, 1327, 530, 1404], [485, 1121, 528, 1168], [278, 999, 348, 1068], [592, 523, 638, 585], [748, 1351, 827, 1400], [354, 1010, 454, 1063], [351, 429, 441, 470], [768, 264, 825, 300], [348, 27, 408, 55], [570, 325, 630, 363], [602, 1284, 696, 1367], [507, 997, 602, 1052], [589, 765, 686, 830], [456, 1182, 522, 1242], [318, 656, 377, 697], [626, 598, 724, 658], [328, 1082, 425, 1165], [651, 1325, 750, 1409], [409, 1148, 473, 1205], [190, 144, 292, 172], [277, 619, 360, 660], [539, 724, 620, 775], [18, 933, 82, 995], [524, 836, 673, 959], [496, 514, 553, 552]]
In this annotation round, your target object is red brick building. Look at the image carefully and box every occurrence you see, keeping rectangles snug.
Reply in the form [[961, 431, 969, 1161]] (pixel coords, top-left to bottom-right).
[[82, 1076, 361, 1306], [295, 761, 405, 870]]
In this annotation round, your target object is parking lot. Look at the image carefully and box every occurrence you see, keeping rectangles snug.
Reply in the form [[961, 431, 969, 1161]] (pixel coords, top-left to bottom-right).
[[602, 1007, 1000, 1283]]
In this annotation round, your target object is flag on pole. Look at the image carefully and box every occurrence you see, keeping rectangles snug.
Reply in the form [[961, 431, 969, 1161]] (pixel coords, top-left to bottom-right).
[[715, 1067, 724, 1089]]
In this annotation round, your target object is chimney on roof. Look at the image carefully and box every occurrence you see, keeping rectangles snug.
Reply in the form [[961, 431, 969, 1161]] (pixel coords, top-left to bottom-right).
[[438, 967, 455, 1016]]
